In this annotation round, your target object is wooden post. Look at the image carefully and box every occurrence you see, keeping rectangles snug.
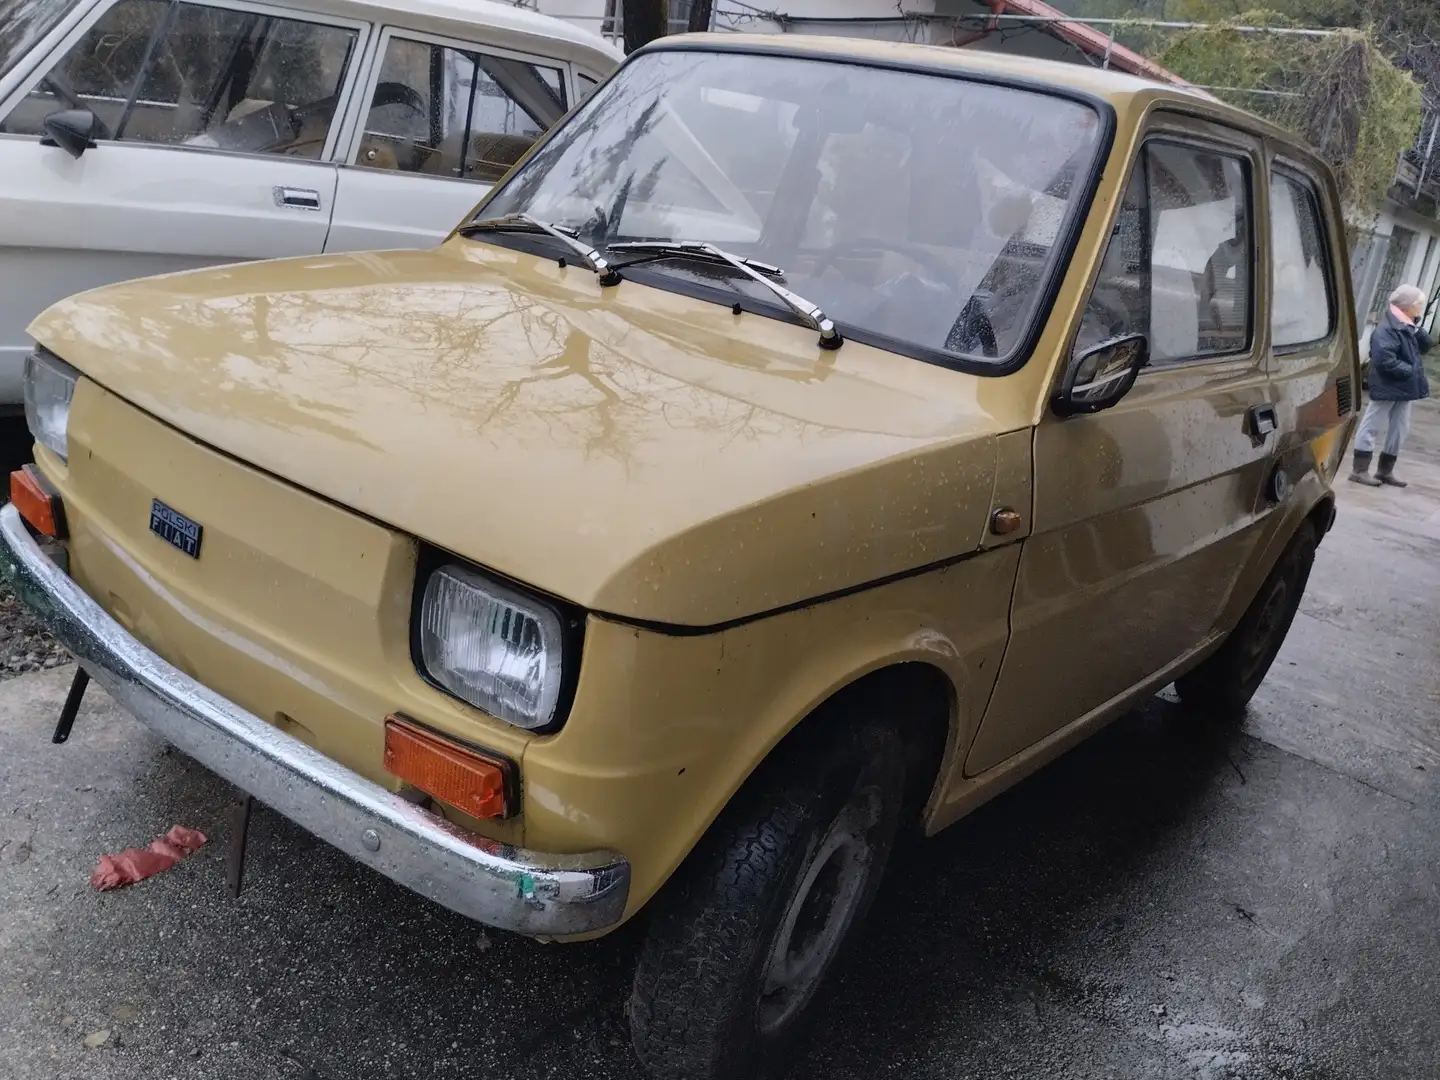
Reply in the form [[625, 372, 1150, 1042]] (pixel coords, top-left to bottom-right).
[[623, 0, 668, 52], [688, 0, 714, 33]]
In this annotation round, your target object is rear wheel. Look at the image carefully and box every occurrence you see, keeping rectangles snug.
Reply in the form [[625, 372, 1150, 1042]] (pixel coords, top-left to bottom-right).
[[629, 719, 906, 1080], [1175, 520, 1317, 714]]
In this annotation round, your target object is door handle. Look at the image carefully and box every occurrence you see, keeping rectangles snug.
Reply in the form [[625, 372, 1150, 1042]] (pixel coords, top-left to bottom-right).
[[273, 186, 322, 211], [1243, 403, 1278, 447]]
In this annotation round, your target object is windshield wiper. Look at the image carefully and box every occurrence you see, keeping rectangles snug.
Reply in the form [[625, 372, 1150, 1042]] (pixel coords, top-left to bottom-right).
[[460, 213, 621, 286], [609, 240, 784, 278], [608, 240, 843, 350]]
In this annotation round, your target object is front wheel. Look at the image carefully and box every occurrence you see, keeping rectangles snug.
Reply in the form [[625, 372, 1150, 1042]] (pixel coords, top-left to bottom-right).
[[629, 719, 906, 1080], [1175, 519, 1317, 714]]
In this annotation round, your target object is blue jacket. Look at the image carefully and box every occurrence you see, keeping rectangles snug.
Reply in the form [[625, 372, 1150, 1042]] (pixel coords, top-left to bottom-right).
[[1368, 310, 1432, 402]]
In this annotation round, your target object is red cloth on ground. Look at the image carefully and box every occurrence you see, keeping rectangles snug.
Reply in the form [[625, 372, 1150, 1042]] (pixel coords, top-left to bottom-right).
[[90, 825, 207, 891]]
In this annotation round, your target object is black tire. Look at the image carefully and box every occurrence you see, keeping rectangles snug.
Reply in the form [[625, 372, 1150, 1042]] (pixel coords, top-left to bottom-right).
[[1175, 520, 1317, 714], [629, 718, 906, 1080]]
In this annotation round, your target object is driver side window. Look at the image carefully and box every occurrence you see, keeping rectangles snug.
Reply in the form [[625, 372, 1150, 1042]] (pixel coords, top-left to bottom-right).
[[1074, 136, 1256, 365], [0, 0, 358, 160], [1074, 163, 1150, 357]]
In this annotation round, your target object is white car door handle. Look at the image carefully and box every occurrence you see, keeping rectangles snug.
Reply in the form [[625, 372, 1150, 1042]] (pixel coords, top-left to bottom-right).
[[274, 186, 322, 211]]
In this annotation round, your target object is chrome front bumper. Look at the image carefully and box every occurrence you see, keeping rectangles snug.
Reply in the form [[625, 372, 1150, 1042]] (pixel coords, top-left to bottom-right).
[[0, 504, 630, 937]]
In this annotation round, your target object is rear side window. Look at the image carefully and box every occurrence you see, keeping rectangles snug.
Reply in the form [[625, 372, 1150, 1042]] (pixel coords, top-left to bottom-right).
[[1270, 169, 1335, 348], [356, 34, 567, 183], [1074, 137, 1256, 366]]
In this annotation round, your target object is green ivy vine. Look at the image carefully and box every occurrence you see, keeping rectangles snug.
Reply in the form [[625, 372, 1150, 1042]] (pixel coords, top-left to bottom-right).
[[1138, 11, 1422, 212]]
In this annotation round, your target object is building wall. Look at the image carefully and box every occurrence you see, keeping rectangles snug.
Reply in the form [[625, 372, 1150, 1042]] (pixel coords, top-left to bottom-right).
[[529, 0, 944, 41], [711, 0, 941, 38], [1353, 201, 1440, 348], [532, 0, 1102, 64]]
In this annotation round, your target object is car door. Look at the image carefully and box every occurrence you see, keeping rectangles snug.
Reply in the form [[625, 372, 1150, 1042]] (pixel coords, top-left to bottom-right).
[[0, 0, 368, 403], [324, 27, 571, 252], [964, 114, 1280, 776]]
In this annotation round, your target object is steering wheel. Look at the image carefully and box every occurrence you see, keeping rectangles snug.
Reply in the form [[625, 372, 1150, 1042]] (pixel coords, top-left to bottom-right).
[[1081, 290, 1137, 346], [813, 240, 1000, 356], [812, 239, 956, 282], [257, 82, 427, 156], [945, 294, 999, 359], [367, 81, 427, 120], [349, 82, 430, 168]]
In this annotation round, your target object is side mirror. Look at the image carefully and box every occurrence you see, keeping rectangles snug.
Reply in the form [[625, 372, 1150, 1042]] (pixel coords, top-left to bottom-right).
[[39, 109, 98, 159], [1052, 333, 1149, 418]]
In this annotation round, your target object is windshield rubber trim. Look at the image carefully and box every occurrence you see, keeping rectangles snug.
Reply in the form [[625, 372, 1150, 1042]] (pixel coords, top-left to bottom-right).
[[467, 40, 1119, 379]]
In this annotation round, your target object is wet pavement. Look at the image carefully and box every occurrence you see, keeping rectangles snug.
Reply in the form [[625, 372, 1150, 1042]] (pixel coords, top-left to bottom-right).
[[1, 405, 1438, 1080]]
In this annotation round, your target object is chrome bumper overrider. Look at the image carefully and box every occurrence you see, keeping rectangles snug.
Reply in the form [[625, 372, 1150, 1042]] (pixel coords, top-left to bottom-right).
[[0, 504, 629, 936]]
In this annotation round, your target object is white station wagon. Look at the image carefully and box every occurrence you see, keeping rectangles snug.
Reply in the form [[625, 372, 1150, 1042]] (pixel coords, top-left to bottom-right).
[[0, 0, 619, 406]]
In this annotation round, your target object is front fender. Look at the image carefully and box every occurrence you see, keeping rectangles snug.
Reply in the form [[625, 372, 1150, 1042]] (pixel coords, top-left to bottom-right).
[[519, 544, 1022, 925]]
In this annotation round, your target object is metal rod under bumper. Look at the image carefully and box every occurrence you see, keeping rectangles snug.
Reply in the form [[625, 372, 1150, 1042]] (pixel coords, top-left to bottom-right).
[[52, 666, 89, 743], [0, 504, 630, 937]]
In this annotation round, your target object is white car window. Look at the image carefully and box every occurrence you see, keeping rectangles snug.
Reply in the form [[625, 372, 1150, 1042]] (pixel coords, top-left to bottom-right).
[[0, 0, 358, 160], [355, 34, 567, 183]]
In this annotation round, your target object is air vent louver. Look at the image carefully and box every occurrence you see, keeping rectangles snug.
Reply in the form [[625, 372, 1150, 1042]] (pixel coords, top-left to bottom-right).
[[1336, 376, 1353, 416]]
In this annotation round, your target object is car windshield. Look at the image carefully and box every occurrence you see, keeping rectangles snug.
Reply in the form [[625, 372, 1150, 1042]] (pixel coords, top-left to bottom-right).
[[0, 0, 75, 80], [477, 49, 1105, 364]]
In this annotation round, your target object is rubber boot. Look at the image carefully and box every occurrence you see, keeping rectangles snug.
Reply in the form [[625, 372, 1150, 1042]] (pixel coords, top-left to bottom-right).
[[1377, 453, 1408, 488], [1349, 450, 1382, 486]]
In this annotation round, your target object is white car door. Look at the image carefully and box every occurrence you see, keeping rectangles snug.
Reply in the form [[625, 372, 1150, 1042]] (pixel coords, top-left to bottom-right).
[[324, 27, 572, 253], [0, 0, 369, 404]]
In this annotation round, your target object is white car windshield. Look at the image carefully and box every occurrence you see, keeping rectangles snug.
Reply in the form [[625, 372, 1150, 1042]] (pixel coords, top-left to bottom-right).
[[478, 48, 1106, 364]]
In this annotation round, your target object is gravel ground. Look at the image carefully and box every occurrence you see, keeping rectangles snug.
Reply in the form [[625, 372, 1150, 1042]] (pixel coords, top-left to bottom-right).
[[0, 579, 70, 680], [0, 420, 61, 681]]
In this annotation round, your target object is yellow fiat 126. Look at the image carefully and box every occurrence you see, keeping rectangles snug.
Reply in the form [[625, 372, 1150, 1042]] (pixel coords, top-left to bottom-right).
[[4, 33, 1357, 1080]]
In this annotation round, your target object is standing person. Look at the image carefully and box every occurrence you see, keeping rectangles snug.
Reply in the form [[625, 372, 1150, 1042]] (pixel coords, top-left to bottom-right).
[[1351, 284, 1433, 488]]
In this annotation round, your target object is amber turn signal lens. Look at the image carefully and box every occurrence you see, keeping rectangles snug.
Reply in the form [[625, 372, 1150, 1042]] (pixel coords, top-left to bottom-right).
[[10, 466, 64, 538], [383, 716, 511, 820], [990, 507, 1023, 536]]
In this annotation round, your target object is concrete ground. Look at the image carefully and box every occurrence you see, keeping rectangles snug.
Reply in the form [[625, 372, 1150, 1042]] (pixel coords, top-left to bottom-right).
[[1, 407, 1438, 1080]]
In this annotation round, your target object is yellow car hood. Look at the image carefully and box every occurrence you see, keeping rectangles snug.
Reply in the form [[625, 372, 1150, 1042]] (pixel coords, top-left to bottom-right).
[[31, 241, 1017, 626]]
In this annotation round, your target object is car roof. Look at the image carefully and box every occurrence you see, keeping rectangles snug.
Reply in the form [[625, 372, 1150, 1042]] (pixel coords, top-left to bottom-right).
[[648, 33, 1285, 137], [297, 0, 621, 65]]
